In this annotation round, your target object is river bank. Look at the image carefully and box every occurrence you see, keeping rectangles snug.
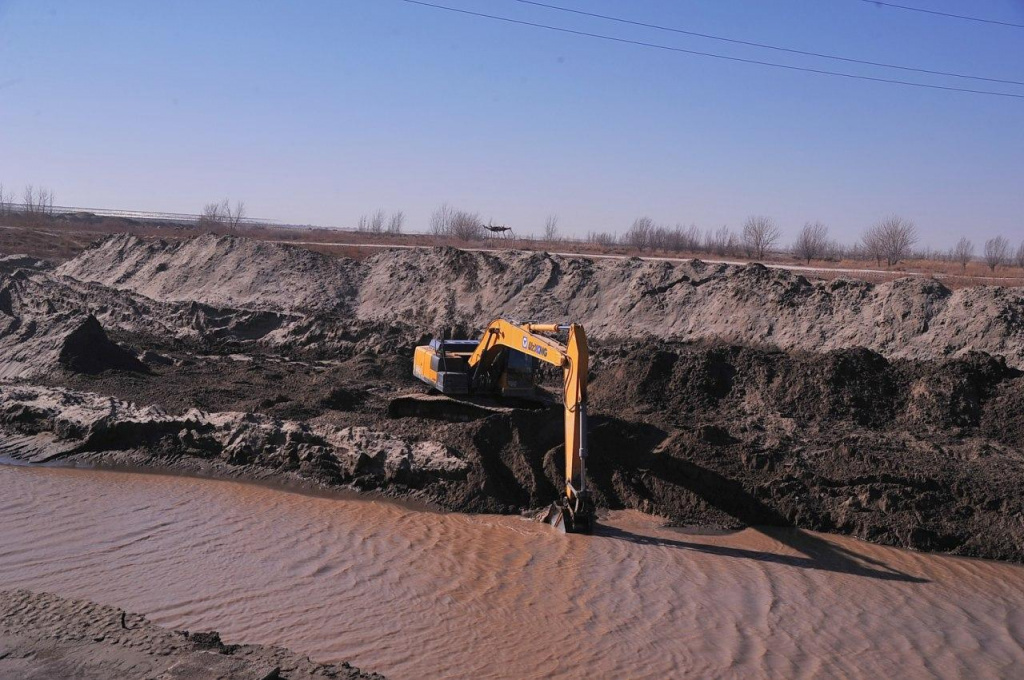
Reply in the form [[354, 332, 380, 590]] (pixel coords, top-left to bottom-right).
[[3, 465, 1024, 679], [0, 590, 384, 680]]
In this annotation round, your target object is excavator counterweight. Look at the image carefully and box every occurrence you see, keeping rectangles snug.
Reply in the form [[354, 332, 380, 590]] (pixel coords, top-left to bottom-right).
[[412, 319, 594, 533]]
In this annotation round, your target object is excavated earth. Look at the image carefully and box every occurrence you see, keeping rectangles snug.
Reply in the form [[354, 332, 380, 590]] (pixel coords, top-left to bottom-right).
[[0, 589, 383, 679], [3, 234, 1024, 565]]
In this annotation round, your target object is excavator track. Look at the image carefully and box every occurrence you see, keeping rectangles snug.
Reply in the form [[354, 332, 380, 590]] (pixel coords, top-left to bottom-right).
[[387, 392, 549, 422]]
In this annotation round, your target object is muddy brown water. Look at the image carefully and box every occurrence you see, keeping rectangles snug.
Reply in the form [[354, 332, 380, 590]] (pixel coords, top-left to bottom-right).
[[2, 466, 1023, 679]]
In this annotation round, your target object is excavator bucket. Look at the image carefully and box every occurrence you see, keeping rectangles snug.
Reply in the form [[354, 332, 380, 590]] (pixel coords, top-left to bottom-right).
[[541, 502, 568, 533], [540, 498, 594, 534]]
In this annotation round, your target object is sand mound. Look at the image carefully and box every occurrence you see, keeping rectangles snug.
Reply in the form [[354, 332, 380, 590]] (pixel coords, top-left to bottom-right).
[[56, 235, 1024, 367], [0, 273, 146, 380], [357, 247, 1024, 367], [0, 589, 384, 679], [58, 233, 363, 314], [0, 268, 409, 378]]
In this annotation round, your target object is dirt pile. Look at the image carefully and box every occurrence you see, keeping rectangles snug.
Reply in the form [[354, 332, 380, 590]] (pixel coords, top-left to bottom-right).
[[582, 342, 1024, 561], [57, 235, 1024, 367], [0, 273, 146, 380], [0, 589, 384, 679], [0, 253, 50, 274], [0, 268, 410, 379], [0, 384, 465, 490], [57, 233, 362, 314], [6, 340, 1024, 561]]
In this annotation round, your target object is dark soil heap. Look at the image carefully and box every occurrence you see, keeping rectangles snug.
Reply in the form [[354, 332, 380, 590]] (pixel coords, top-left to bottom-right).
[[582, 342, 1024, 561], [58, 315, 149, 374]]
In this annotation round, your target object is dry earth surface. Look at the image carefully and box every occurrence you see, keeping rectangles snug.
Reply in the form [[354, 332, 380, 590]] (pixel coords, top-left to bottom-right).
[[0, 590, 383, 679], [2, 233, 1024, 565]]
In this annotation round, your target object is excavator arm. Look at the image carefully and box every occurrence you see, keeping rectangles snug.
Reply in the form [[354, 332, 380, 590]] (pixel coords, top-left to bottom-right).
[[467, 319, 593, 533]]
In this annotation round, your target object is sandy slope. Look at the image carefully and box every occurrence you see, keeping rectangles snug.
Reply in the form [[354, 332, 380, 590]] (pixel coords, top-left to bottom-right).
[[58, 234, 1024, 367], [0, 589, 384, 679]]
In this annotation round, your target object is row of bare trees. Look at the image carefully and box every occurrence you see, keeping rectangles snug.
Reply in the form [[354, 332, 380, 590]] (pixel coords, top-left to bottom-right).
[[591, 215, 786, 260], [356, 209, 404, 235], [0, 184, 55, 218], [946, 236, 1024, 272], [429, 203, 487, 240], [0, 184, 12, 216], [965, 236, 1024, 272], [605, 213, 1023, 273]]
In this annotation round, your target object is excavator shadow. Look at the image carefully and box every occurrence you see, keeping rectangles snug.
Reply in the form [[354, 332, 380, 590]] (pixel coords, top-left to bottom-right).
[[595, 524, 929, 584], [587, 416, 928, 583]]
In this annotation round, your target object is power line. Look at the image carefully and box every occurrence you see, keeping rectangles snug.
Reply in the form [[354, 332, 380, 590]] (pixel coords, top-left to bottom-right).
[[396, 0, 1024, 99], [859, 0, 1024, 29], [509, 0, 1024, 87]]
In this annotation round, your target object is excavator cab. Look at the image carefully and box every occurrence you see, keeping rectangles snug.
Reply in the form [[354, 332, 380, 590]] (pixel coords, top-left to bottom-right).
[[413, 338, 477, 395], [413, 337, 539, 399], [497, 348, 538, 398]]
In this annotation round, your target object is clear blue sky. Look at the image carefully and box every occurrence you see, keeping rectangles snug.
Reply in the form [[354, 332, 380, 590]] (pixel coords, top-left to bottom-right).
[[2, 0, 1023, 247]]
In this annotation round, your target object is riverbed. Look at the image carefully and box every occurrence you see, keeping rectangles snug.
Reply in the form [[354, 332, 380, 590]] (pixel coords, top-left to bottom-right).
[[2, 465, 1022, 679]]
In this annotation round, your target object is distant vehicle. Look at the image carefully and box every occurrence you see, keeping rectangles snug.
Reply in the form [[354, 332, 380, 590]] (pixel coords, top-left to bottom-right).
[[482, 223, 515, 238]]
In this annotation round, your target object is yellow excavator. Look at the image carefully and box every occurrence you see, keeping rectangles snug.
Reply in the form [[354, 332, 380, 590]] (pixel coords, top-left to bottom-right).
[[412, 319, 594, 533]]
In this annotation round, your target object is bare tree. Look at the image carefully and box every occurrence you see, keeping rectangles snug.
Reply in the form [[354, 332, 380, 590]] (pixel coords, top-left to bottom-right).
[[369, 208, 386, 234], [587, 231, 616, 248], [429, 203, 455, 237], [543, 214, 559, 242], [624, 216, 654, 251], [18, 185, 54, 221], [673, 224, 701, 253], [0, 183, 10, 216], [199, 199, 244, 231], [865, 216, 918, 266], [450, 210, 483, 241], [648, 224, 669, 252], [660, 223, 699, 253], [984, 236, 1010, 272], [356, 208, 385, 234], [200, 201, 223, 228], [861, 224, 884, 266], [742, 215, 781, 260], [1017, 240, 1024, 270], [22, 185, 35, 215], [386, 210, 404, 235], [823, 239, 845, 262], [226, 200, 245, 231], [949, 237, 974, 271], [705, 225, 739, 257], [792, 221, 829, 264]]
